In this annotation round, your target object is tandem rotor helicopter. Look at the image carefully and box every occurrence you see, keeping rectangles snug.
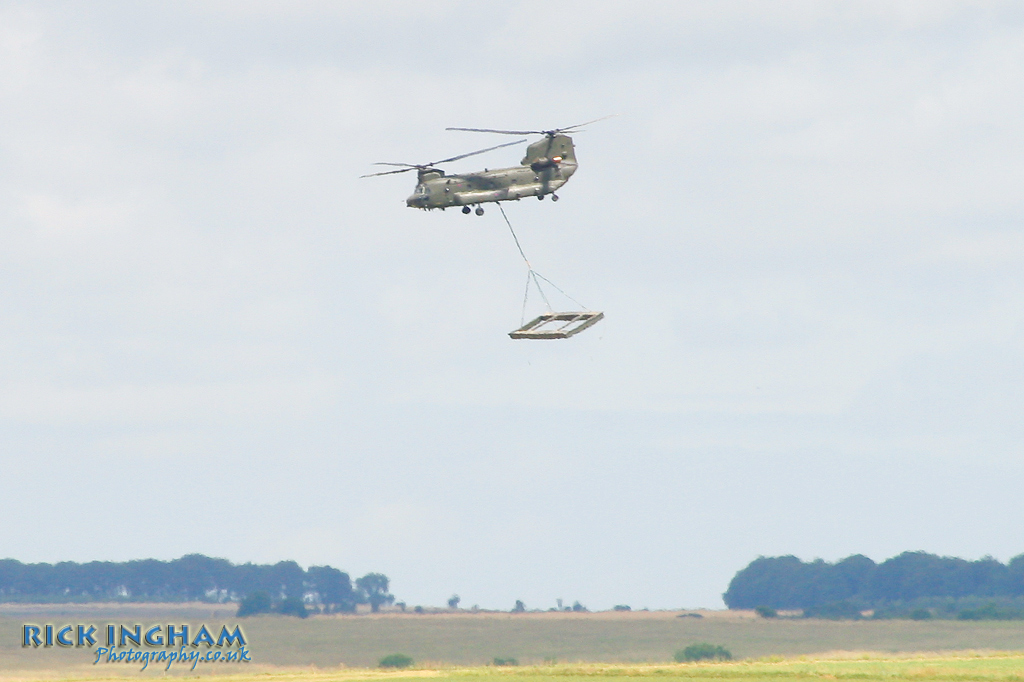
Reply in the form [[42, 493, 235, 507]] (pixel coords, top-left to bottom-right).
[[361, 116, 613, 215], [362, 117, 613, 339]]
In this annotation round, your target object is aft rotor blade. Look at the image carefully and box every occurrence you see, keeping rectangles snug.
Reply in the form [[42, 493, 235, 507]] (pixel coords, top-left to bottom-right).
[[359, 167, 416, 178], [447, 115, 616, 136], [446, 127, 539, 136], [555, 114, 618, 133], [431, 138, 526, 165]]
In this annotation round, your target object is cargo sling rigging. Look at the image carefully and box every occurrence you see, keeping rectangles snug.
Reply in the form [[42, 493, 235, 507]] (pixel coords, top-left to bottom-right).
[[497, 204, 604, 340]]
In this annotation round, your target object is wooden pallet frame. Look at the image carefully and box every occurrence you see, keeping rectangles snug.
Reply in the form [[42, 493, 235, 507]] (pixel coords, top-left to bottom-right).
[[509, 311, 604, 339]]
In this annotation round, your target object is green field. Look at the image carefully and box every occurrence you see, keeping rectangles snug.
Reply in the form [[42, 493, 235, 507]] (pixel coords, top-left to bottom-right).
[[3, 604, 1024, 678], [2, 653, 1024, 682]]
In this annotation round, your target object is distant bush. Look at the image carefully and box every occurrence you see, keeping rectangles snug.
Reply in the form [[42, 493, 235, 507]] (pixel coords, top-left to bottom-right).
[[956, 603, 1017, 620], [910, 608, 932, 620], [413, 605, 424, 614], [238, 592, 309, 618], [493, 657, 518, 666], [379, 654, 413, 668], [572, 601, 587, 612], [803, 601, 862, 620], [674, 643, 732, 662], [613, 604, 631, 611], [957, 609, 985, 620], [872, 596, 1024, 620], [448, 594, 461, 609], [676, 612, 703, 618], [237, 591, 273, 617], [276, 596, 309, 618], [512, 600, 526, 613], [755, 605, 777, 618]]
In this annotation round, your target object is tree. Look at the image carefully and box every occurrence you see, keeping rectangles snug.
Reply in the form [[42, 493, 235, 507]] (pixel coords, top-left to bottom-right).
[[308, 566, 356, 613], [355, 573, 394, 613], [172, 554, 234, 600], [237, 591, 273, 617], [276, 596, 309, 618], [0, 555, 366, 606], [832, 555, 876, 598], [512, 600, 526, 613], [447, 594, 461, 609], [723, 555, 809, 609], [724, 552, 1021, 611], [267, 560, 306, 600]]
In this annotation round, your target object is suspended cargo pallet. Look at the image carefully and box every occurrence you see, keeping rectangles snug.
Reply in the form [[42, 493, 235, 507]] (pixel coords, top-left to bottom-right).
[[509, 311, 604, 340]]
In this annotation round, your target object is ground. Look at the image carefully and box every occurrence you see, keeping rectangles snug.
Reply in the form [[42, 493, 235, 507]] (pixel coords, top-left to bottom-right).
[[2, 604, 1024, 679]]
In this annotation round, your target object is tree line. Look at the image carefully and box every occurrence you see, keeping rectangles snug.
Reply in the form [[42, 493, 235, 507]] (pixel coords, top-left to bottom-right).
[[724, 551, 1024, 615], [0, 555, 393, 612]]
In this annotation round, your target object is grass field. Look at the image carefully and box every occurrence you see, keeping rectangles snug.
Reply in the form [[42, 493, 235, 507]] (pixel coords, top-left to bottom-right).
[[2, 652, 1024, 682], [2, 604, 1024, 678]]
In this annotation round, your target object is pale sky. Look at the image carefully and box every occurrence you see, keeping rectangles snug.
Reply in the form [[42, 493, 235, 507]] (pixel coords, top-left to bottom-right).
[[2, 1, 1024, 610]]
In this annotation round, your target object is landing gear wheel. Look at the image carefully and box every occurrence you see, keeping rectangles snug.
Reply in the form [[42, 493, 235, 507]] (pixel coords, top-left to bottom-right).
[[537, 194, 545, 200], [551, 194, 559, 202], [475, 206, 485, 216], [462, 206, 471, 214]]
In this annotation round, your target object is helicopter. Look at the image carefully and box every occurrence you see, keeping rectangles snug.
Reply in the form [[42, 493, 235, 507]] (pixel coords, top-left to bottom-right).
[[361, 117, 612, 215]]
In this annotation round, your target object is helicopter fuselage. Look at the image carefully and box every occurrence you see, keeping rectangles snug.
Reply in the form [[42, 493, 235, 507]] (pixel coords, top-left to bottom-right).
[[406, 134, 578, 210]]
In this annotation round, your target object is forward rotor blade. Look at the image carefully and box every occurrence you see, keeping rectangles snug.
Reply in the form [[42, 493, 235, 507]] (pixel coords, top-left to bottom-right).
[[359, 167, 416, 178], [431, 138, 526, 165], [446, 127, 539, 136], [362, 138, 525, 179]]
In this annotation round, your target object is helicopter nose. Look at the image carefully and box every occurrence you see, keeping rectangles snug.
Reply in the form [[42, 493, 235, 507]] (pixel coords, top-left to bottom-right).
[[406, 193, 429, 208]]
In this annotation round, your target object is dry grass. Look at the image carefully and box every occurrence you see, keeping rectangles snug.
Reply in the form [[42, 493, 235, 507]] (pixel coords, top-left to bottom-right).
[[3, 605, 1024, 673]]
